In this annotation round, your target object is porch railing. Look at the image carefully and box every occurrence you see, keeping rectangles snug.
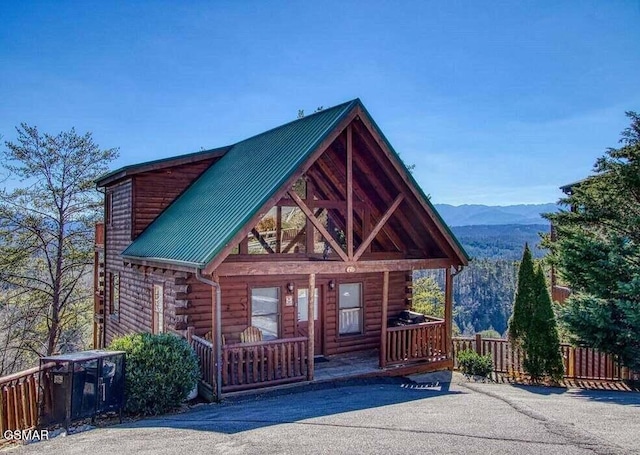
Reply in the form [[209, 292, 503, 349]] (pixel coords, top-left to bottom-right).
[[222, 337, 308, 392], [190, 335, 215, 388], [452, 335, 636, 380], [0, 364, 49, 434], [385, 320, 447, 365]]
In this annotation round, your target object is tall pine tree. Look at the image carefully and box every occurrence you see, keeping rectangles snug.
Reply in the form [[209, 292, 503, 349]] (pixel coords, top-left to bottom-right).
[[508, 244, 536, 344], [508, 244, 564, 382], [544, 111, 640, 371]]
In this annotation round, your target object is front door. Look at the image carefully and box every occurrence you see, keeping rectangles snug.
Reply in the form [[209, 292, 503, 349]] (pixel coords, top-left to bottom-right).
[[296, 286, 323, 356]]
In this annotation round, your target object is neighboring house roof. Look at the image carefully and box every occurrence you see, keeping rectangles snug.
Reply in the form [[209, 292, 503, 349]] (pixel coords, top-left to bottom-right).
[[120, 98, 469, 269], [559, 173, 611, 195]]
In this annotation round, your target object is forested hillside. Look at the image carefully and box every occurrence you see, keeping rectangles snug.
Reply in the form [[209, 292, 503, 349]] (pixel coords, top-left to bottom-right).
[[451, 224, 549, 260]]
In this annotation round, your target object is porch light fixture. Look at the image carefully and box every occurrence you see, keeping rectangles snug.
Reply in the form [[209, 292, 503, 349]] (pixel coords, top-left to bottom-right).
[[328, 280, 335, 290], [287, 282, 294, 293]]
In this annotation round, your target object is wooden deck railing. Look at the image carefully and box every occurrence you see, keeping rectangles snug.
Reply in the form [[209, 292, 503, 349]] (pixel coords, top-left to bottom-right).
[[386, 320, 447, 365], [190, 335, 215, 388], [222, 337, 308, 392], [0, 365, 47, 434], [452, 335, 635, 380]]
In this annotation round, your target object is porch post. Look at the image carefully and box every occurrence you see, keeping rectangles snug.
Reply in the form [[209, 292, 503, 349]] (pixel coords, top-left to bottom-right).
[[211, 284, 219, 399], [379, 271, 389, 368], [444, 267, 453, 361], [307, 273, 316, 381]]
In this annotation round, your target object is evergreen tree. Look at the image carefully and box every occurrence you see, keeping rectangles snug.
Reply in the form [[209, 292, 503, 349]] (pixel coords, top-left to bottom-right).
[[532, 265, 564, 381], [508, 245, 564, 381], [544, 111, 640, 371], [508, 244, 536, 344]]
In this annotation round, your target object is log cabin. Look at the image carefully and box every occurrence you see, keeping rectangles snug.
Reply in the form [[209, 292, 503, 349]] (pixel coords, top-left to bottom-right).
[[94, 99, 469, 399]]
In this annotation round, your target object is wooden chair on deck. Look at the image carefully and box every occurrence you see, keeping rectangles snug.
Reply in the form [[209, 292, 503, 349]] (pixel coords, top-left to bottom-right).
[[240, 326, 263, 343], [204, 331, 226, 345]]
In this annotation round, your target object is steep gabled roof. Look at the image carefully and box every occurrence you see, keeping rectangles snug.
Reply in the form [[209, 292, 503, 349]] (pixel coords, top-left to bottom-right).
[[122, 100, 358, 268], [121, 98, 469, 269]]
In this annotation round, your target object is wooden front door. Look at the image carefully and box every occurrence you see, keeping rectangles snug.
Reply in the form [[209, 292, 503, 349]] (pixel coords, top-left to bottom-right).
[[296, 285, 323, 356]]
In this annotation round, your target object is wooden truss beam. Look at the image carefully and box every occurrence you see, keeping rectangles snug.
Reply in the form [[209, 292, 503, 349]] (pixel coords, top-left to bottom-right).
[[351, 117, 460, 261], [281, 208, 324, 254], [316, 146, 404, 251], [288, 190, 349, 262], [346, 125, 354, 260], [203, 108, 359, 275], [353, 194, 404, 261], [251, 228, 275, 254], [216, 258, 454, 276]]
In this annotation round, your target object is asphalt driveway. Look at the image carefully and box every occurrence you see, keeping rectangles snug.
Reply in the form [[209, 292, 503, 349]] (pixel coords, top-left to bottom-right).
[[7, 374, 640, 455]]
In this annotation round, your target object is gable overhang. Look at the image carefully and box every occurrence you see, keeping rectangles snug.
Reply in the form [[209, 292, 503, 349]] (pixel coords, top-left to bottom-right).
[[121, 255, 205, 274]]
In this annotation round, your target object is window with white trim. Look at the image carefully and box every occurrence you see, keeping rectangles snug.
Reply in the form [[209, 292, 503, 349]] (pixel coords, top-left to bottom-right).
[[338, 283, 363, 335], [153, 284, 164, 333]]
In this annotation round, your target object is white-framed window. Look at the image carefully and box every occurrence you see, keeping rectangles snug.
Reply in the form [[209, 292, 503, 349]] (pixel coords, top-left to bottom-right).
[[338, 283, 363, 335], [251, 287, 280, 340], [106, 192, 113, 226], [153, 283, 164, 333], [109, 272, 120, 316]]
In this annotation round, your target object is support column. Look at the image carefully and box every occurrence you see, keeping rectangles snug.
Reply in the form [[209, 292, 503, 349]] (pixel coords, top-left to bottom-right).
[[196, 269, 222, 401], [276, 206, 282, 253], [346, 125, 354, 259], [379, 271, 389, 368], [445, 267, 453, 361], [305, 180, 315, 254], [211, 284, 218, 398], [307, 273, 316, 381]]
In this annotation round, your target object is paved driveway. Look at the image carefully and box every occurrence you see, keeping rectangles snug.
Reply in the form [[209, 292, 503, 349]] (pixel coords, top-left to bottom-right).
[[7, 374, 640, 455]]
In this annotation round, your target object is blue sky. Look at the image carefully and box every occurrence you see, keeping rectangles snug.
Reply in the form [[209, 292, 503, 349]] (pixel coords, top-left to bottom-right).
[[1, 1, 639, 205]]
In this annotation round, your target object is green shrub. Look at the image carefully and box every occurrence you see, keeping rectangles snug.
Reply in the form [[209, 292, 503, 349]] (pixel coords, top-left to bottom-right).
[[457, 349, 493, 379], [109, 333, 200, 415]]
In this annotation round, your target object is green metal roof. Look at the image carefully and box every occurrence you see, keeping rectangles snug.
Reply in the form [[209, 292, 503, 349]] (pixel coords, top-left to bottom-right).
[[122, 99, 358, 267]]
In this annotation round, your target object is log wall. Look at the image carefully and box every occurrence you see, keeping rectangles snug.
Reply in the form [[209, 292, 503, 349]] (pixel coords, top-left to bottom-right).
[[102, 158, 218, 343], [324, 271, 406, 355], [132, 159, 216, 238], [104, 179, 182, 343], [190, 271, 408, 355]]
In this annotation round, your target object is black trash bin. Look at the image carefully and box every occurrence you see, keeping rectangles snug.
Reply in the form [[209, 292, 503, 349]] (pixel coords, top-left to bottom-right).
[[40, 350, 125, 429]]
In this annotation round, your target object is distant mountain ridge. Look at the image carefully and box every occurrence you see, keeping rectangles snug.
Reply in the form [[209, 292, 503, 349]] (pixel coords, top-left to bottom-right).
[[433, 203, 557, 226]]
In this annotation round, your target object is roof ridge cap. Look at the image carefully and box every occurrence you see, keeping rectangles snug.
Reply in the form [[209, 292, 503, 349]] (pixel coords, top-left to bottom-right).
[[230, 99, 359, 148]]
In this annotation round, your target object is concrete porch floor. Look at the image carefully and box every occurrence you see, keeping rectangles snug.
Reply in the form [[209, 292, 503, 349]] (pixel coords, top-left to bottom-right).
[[313, 350, 382, 382]]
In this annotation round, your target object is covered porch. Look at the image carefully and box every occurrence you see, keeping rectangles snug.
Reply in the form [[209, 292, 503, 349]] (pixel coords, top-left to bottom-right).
[[189, 267, 454, 399]]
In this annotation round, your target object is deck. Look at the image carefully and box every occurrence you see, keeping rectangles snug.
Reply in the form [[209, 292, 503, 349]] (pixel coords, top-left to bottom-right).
[[190, 318, 452, 399], [314, 351, 381, 382]]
